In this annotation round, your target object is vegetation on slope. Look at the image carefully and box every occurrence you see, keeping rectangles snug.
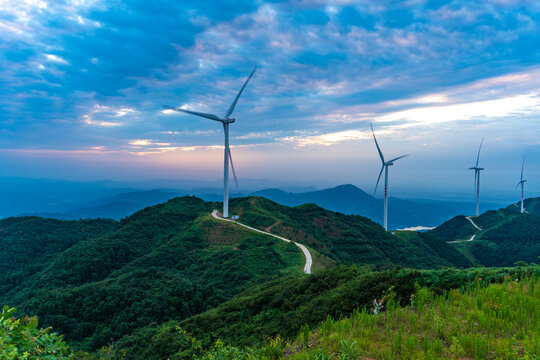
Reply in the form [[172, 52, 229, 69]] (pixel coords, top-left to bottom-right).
[[428, 215, 477, 242], [470, 214, 540, 266], [266, 273, 539, 360], [230, 197, 471, 269], [0, 197, 304, 352], [102, 265, 539, 360], [0, 216, 118, 296], [102, 265, 537, 360], [430, 199, 540, 267], [1, 305, 74, 359]]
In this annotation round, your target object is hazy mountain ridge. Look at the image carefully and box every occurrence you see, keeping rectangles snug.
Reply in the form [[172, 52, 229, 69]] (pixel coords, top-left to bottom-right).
[[2, 177, 511, 229], [252, 184, 477, 229]]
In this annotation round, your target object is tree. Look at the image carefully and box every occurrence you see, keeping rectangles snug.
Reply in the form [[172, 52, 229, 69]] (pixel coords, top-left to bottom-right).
[[0, 305, 73, 359]]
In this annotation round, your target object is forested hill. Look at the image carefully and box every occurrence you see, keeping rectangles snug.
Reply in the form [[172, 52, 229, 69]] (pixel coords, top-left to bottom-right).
[[1, 195, 469, 354], [251, 184, 474, 229], [429, 196, 540, 266], [0, 197, 307, 351], [229, 196, 471, 269]]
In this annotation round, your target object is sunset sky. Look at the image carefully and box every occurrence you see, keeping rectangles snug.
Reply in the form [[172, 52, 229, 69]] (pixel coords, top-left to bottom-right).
[[1, 0, 539, 198]]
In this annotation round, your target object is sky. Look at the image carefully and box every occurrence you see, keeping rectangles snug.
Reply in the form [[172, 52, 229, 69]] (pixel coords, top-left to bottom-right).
[[1, 0, 540, 199]]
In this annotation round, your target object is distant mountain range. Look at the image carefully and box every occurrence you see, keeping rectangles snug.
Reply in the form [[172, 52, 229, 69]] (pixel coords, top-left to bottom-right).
[[18, 184, 505, 229]]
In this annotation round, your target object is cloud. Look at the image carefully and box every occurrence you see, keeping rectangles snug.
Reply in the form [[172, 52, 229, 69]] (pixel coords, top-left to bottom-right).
[[1, 0, 540, 185]]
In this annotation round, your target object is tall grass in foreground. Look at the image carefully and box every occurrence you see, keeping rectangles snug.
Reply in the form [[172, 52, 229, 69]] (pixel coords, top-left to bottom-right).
[[286, 275, 538, 360], [200, 274, 538, 359]]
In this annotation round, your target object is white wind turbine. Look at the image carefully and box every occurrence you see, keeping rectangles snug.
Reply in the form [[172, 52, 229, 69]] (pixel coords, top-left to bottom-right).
[[164, 68, 256, 218], [516, 156, 527, 214], [468, 139, 484, 217], [371, 124, 408, 231]]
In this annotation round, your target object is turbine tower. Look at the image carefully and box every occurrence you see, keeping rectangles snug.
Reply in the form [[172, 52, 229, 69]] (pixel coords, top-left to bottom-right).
[[165, 68, 256, 218], [468, 139, 484, 217], [516, 156, 527, 213], [371, 124, 408, 231]]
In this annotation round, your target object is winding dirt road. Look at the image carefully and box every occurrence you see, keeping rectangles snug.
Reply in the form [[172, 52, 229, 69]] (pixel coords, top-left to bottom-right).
[[448, 216, 482, 243], [211, 210, 312, 274]]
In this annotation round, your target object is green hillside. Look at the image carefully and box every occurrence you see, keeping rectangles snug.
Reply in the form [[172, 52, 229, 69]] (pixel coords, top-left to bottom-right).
[[251, 271, 539, 360], [0, 195, 486, 357], [0, 197, 306, 352], [110, 265, 538, 359], [429, 197, 540, 266], [0, 216, 118, 296], [429, 215, 477, 242], [230, 197, 470, 269]]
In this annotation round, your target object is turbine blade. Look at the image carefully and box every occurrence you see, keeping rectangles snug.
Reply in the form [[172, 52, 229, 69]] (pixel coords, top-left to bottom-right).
[[475, 138, 484, 167], [228, 146, 239, 187], [521, 156, 526, 181], [163, 105, 222, 122], [515, 181, 521, 191], [370, 123, 385, 163], [374, 165, 384, 196], [388, 154, 409, 163], [224, 67, 257, 118]]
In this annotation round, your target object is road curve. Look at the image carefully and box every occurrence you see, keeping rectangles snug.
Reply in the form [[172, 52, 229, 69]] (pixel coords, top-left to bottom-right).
[[466, 216, 482, 230], [448, 216, 481, 243], [211, 210, 312, 274]]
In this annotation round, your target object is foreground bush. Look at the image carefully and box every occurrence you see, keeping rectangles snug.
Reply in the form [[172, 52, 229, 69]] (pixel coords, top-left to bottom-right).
[[0, 305, 73, 359]]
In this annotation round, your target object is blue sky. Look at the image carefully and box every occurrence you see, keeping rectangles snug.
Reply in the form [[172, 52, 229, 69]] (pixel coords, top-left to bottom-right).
[[1, 0, 539, 198]]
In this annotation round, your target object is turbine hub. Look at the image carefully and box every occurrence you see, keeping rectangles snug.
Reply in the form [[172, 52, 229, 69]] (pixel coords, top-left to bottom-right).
[[224, 118, 236, 124]]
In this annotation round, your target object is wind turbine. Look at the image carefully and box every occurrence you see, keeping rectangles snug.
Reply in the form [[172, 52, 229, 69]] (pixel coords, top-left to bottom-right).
[[468, 139, 484, 217], [371, 124, 408, 231], [164, 68, 256, 218], [516, 156, 527, 214]]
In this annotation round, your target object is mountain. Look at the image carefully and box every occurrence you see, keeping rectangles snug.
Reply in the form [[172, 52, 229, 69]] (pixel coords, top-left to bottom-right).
[[0, 195, 470, 355], [251, 184, 476, 229], [27, 190, 182, 220], [429, 197, 540, 266], [0, 197, 307, 351], [229, 196, 470, 269]]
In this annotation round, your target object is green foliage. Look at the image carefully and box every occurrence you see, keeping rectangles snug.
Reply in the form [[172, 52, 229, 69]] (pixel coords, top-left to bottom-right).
[[428, 215, 476, 241], [231, 197, 471, 269], [0, 197, 303, 354], [198, 339, 251, 360], [179, 265, 538, 352], [284, 274, 539, 360], [0, 216, 117, 296], [431, 204, 540, 267], [0, 305, 73, 359], [471, 214, 540, 266]]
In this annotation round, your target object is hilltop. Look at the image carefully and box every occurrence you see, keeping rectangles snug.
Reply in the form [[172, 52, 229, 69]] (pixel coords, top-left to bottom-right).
[[429, 196, 540, 266], [0, 197, 306, 351], [228, 196, 470, 269], [252, 184, 477, 229]]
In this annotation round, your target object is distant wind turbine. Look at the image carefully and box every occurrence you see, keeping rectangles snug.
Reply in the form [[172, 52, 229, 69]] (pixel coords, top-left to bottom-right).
[[468, 139, 484, 217], [371, 123, 408, 231], [516, 156, 527, 214], [164, 68, 257, 218]]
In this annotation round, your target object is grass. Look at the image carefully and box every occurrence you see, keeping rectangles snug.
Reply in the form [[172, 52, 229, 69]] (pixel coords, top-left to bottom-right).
[[284, 274, 539, 360]]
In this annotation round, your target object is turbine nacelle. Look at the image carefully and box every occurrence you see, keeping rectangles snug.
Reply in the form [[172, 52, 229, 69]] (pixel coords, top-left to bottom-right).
[[164, 67, 257, 218]]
